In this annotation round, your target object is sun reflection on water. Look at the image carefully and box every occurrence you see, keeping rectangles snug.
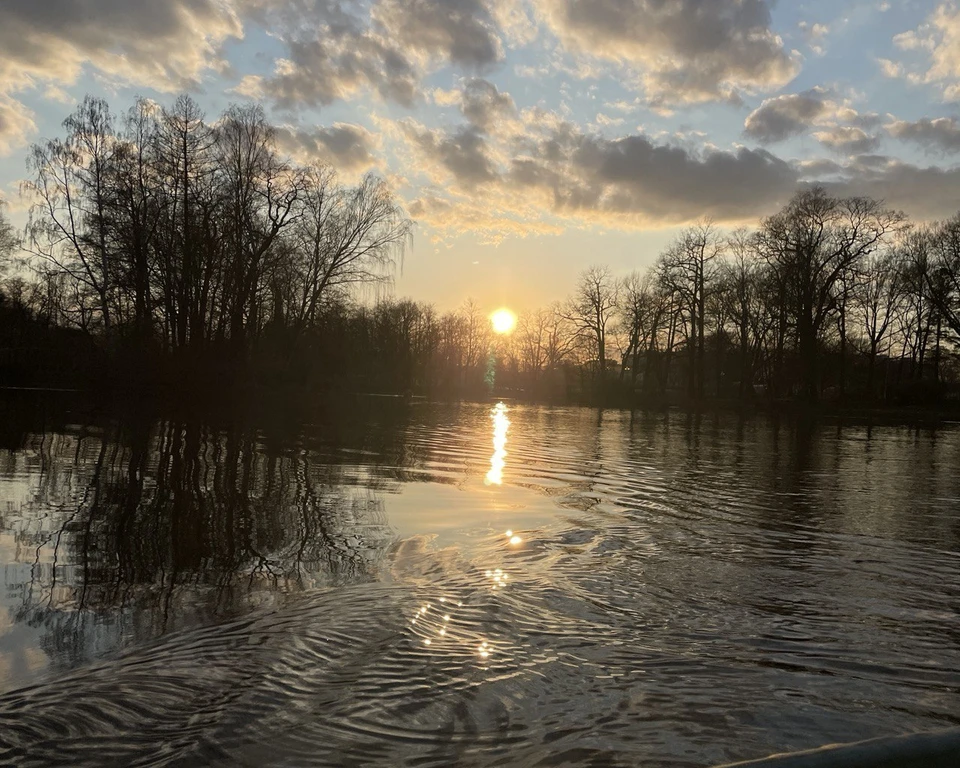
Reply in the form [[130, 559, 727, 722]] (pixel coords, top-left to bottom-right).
[[407, 594, 496, 662], [484, 402, 510, 486], [407, 403, 521, 664]]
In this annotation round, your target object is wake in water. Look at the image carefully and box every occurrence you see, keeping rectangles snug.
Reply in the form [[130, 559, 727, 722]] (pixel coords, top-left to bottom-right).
[[3, 406, 960, 767], [4, 511, 959, 767]]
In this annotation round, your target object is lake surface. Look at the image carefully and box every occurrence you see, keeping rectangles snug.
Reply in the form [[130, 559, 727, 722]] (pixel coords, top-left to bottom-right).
[[1, 396, 959, 766]]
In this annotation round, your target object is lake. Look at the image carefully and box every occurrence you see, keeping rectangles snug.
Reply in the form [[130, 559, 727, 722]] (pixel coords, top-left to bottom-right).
[[1, 396, 959, 766]]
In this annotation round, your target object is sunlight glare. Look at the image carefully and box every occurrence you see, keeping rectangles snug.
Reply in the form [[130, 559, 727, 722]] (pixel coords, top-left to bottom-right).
[[490, 308, 517, 335], [484, 402, 510, 485]]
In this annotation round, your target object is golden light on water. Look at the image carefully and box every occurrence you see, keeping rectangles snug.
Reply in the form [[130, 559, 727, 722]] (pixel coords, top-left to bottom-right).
[[484, 402, 510, 485], [490, 308, 517, 335]]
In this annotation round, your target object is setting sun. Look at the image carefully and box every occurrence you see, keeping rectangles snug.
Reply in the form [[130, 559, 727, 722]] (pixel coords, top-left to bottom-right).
[[490, 308, 517, 335]]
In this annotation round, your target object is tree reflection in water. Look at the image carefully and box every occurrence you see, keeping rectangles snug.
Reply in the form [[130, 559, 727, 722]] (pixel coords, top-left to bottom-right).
[[0, 399, 417, 681]]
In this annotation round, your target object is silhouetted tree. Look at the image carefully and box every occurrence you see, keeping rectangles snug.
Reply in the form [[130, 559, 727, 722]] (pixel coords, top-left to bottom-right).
[[656, 222, 723, 400], [851, 250, 905, 398], [0, 203, 16, 272], [755, 187, 905, 402], [564, 265, 618, 379]]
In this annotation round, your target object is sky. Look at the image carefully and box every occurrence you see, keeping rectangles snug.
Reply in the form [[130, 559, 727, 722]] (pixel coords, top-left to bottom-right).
[[1, 0, 960, 312]]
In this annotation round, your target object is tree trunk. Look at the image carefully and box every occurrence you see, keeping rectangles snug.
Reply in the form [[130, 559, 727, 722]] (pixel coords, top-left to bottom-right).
[[798, 307, 818, 404]]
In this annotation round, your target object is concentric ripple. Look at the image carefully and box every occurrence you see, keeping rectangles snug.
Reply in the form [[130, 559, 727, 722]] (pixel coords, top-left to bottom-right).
[[1, 405, 959, 766]]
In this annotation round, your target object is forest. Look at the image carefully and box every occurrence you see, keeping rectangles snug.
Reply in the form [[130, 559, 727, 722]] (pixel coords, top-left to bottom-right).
[[1, 95, 960, 408]]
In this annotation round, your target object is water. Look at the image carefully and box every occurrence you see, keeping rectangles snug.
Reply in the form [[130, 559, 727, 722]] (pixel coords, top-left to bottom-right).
[[1, 397, 959, 766]]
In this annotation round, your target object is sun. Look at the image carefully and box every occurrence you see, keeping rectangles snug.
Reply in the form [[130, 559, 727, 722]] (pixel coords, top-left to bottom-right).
[[490, 308, 517, 335]]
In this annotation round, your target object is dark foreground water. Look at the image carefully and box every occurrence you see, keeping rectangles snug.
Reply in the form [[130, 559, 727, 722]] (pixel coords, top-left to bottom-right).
[[0, 397, 959, 767]]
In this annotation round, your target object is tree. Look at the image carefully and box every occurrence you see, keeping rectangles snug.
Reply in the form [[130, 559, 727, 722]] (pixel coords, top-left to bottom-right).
[[755, 187, 905, 402], [286, 171, 411, 345], [719, 229, 764, 399], [898, 227, 937, 381], [152, 94, 219, 353], [851, 250, 906, 398], [216, 103, 303, 357], [564, 265, 618, 378], [516, 304, 578, 383], [617, 271, 663, 387], [107, 98, 162, 344], [928, 214, 960, 340], [0, 203, 16, 275], [656, 222, 723, 399], [25, 96, 118, 331]]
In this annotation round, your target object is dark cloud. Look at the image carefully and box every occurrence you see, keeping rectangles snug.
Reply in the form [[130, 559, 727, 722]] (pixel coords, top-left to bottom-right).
[[373, 0, 503, 69], [0, 0, 241, 149], [535, 0, 797, 104], [237, 0, 504, 111], [460, 78, 516, 133], [402, 121, 499, 189], [456, 115, 799, 223], [825, 157, 960, 221], [743, 88, 831, 143], [0, 0, 240, 91], [274, 122, 380, 170], [395, 105, 960, 240], [237, 34, 421, 109], [887, 117, 960, 155], [559, 131, 798, 221]]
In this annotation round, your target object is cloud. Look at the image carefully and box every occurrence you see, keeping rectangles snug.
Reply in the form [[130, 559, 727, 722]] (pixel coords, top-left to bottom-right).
[[799, 21, 829, 41], [459, 78, 517, 133], [0, 0, 241, 94], [743, 88, 881, 150], [813, 125, 880, 154], [887, 116, 960, 154], [372, 0, 504, 69], [392, 109, 800, 235], [274, 122, 381, 171], [888, 2, 960, 100], [408, 190, 563, 245], [798, 20, 829, 56], [594, 113, 625, 128], [532, 0, 798, 105], [0, 97, 37, 156], [877, 58, 904, 79], [546, 130, 799, 222], [398, 120, 500, 190], [391, 103, 960, 242], [824, 156, 960, 221], [744, 88, 833, 143], [234, 35, 421, 109], [0, 0, 242, 158], [237, 0, 505, 111]]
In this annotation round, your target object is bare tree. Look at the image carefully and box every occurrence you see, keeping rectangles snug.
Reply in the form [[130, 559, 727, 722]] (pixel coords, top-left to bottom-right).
[[517, 304, 578, 382], [928, 215, 960, 340], [217, 103, 303, 355], [24, 96, 118, 331], [0, 202, 17, 275], [656, 221, 723, 399], [564, 265, 619, 378], [851, 250, 906, 398], [755, 186, 905, 402], [617, 271, 662, 387], [719, 229, 762, 398], [287, 170, 410, 342], [152, 94, 219, 351]]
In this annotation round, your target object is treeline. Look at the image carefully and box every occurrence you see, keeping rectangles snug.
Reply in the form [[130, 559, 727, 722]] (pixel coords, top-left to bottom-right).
[[526, 193, 960, 406], [285, 188, 960, 407], [1, 94, 411, 386], [2, 95, 960, 406]]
